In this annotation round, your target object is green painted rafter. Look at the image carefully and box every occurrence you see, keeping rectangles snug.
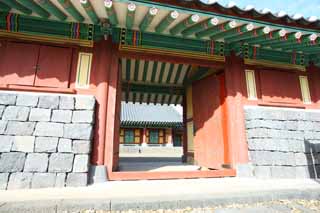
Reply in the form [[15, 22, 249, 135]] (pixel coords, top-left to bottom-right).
[[126, 2, 136, 29], [170, 14, 199, 36], [247, 29, 287, 45], [269, 34, 318, 49], [224, 26, 270, 43], [257, 31, 302, 47], [196, 20, 237, 39], [0, 2, 10, 12], [16, 0, 49, 19], [139, 7, 158, 31], [37, 0, 67, 21], [181, 17, 219, 37], [210, 23, 254, 41], [57, 0, 84, 22], [80, 0, 99, 24], [104, 0, 118, 26], [155, 10, 179, 33], [1, 0, 31, 14]]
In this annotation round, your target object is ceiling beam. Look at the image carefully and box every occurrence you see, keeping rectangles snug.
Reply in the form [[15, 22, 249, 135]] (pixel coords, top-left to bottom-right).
[[169, 14, 199, 36], [269, 34, 318, 49], [139, 7, 158, 31], [0, 2, 10, 12], [57, 0, 84, 22], [210, 23, 254, 41], [225, 26, 270, 43], [181, 17, 219, 37], [126, 2, 136, 29], [247, 29, 287, 45], [196, 21, 237, 39], [257, 32, 302, 47], [16, 0, 49, 19], [155, 10, 179, 33], [80, 0, 99, 24], [104, 0, 118, 26], [122, 82, 184, 96], [1, 0, 31, 15], [37, 0, 67, 21]]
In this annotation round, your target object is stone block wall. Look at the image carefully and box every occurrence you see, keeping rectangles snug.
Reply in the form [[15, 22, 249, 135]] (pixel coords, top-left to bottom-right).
[[0, 92, 95, 190], [243, 106, 320, 179]]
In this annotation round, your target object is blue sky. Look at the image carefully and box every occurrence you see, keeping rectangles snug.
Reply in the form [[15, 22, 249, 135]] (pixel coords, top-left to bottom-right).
[[202, 0, 320, 18]]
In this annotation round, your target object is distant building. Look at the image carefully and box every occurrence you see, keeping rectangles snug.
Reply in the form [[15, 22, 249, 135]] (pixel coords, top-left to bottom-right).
[[120, 102, 183, 147]]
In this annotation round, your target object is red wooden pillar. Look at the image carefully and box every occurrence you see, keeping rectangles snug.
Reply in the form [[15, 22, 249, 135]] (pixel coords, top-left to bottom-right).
[[166, 128, 173, 146], [104, 43, 120, 174], [307, 63, 320, 106], [142, 128, 147, 146], [224, 53, 248, 166], [91, 40, 111, 165]]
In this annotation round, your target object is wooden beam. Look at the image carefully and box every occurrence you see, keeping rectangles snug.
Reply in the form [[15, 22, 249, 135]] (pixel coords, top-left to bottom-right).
[[0, 2, 10, 12], [57, 0, 84, 22], [155, 10, 179, 33], [139, 7, 158, 31], [36, 0, 67, 21], [257, 31, 302, 47], [80, 0, 99, 24], [225, 26, 270, 43], [210, 23, 254, 41], [170, 14, 199, 36], [126, 2, 136, 29], [270, 33, 318, 49], [247, 29, 287, 45], [1, 0, 31, 14], [181, 17, 219, 37], [17, 0, 49, 18], [122, 82, 185, 96], [104, 0, 118, 26], [196, 21, 237, 39]]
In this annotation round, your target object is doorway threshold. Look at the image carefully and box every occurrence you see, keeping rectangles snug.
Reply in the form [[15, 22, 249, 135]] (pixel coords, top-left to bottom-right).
[[108, 169, 236, 181]]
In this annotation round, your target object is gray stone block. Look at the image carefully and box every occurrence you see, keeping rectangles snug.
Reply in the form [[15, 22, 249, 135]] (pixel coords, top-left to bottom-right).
[[51, 110, 72, 123], [249, 151, 272, 166], [0, 152, 26, 172], [295, 153, 313, 166], [72, 110, 94, 123], [34, 122, 63, 137], [73, 155, 89, 173], [31, 173, 56, 188], [2, 106, 29, 121], [11, 136, 35, 153], [66, 173, 88, 187], [75, 96, 95, 110], [7, 173, 32, 190], [24, 153, 49, 172], [271, 166, 296, 179], [48, 153, 74, 172], [254, 166, 271, 178], [55, 173, 66, 188], [305, 111, 320, 122], [0, 105, 4, 118], [72, 140, 91, 154], [38, 95, 59, 109], [0, 135, 14, 152], [0, 93, 16, 105], [296, 166, 314, 179], [288, 140, 305, 153], [29, 108, 51, 122], [59, 96, 74, 110], [16, 94, 38, 107], [236, 164, 254, 177], [0, 120, 7, 134], [58, 138, 72, 153], [5, 121, 35, 136], [0, 173, 9, 190], [64, 124, 93, 140], [34, 137, 58, 153]]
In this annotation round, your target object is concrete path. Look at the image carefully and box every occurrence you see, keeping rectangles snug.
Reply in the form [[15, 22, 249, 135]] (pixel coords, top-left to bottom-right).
[[0, 178, 320, 212]]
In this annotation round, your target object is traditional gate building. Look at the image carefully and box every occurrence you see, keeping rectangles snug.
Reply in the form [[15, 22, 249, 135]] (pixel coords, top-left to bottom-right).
[[0, 0, 320, 189]]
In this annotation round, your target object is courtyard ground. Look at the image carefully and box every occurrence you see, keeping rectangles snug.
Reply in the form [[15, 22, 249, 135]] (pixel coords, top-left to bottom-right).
[[0, 178, 320, 212]]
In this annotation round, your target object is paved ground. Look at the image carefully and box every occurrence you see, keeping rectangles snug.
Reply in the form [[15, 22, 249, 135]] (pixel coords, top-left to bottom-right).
[[0, 178, 320, 212]]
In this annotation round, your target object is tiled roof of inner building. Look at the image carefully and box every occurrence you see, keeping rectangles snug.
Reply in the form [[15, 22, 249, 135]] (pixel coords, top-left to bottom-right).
[[120, 102, 183, 128], [151, 0, 320, 29]]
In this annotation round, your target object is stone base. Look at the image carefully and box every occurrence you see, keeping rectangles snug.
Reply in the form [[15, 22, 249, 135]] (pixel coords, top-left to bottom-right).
[[186, 152, 195, 164], [89, 165, 108, 184]]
